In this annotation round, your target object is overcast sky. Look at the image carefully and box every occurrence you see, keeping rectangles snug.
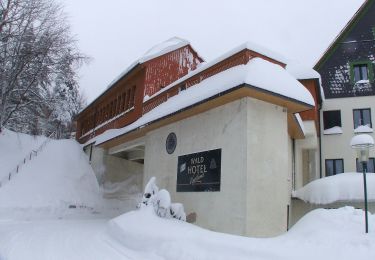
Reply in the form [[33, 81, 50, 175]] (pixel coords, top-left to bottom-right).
[[61, 0, 364, 103]]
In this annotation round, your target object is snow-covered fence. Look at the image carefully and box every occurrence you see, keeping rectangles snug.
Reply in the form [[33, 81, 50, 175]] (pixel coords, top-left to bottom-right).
[[0, 132, 56, 187]]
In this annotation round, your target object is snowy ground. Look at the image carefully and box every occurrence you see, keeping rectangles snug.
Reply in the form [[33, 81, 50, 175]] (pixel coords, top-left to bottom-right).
[[1, 130, 375, 259], [0, 206, 374, 260]]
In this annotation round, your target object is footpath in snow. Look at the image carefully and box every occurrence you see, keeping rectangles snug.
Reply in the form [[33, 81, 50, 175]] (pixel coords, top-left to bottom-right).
[[0, 205, 374, 260]]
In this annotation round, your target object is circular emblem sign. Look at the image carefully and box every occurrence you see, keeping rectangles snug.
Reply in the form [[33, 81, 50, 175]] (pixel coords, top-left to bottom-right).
[[166, 132, 177, 154]]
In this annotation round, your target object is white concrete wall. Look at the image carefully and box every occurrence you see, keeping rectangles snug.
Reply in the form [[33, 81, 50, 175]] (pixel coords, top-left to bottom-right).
[[87, 145, 144, 190], [143, 97, 291, 237], [144, 98, 248, 235], [294, 120, 319, 189], [321, 96, 375, 175], [245, 99, 289, 237]]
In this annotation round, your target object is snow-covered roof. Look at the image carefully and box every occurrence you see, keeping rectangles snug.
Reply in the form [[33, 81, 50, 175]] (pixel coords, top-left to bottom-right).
[[292, 172, 375, 204], [78, 37, 194, 116], [94, 58, 314, 145], [106, 37, 192, 89], [146, 41, 289, 101], [286, 62, 320, 80]]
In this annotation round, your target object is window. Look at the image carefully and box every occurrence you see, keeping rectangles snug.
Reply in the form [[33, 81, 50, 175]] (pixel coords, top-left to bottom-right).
[[325, 159, 344, 176], [353, 64, 368, 82], [121, 93, 126, 111], [353, 108, 372, 129], [356, 158, 375, 173], [323, 110, 341, 130], [130, 86, 136, 107], [179, 84, 187, 93], [372, 27, 375, 39], [126, 89, 131, 110], [350, 61, 374, 83]]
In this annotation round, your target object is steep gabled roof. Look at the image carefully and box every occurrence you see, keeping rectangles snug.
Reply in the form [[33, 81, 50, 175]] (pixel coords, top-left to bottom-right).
[[146, 41, 289, 101], [314, 0, 371, 69], [77, 37, 201, 117]]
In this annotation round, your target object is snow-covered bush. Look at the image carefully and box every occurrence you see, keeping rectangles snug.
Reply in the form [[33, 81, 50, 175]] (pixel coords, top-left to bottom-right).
[[170, 203, 186, 221], [140, 177, 159, 206], [138, 177, 186, 221], [153, 189, 171, 218]]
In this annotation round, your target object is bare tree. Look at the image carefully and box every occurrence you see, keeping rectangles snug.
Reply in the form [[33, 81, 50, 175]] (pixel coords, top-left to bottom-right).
[[0, 0, 87, 136]]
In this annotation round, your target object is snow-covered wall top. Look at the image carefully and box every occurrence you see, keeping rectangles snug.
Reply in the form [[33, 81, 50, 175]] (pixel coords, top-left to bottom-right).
[[147, 40, 289, 100], [292, 172, 375, 204], [286, 62, 320, 80], [93, 58, 314, 145]]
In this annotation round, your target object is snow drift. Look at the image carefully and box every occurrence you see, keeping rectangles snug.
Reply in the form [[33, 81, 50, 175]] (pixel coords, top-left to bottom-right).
[[292, 172, 375, 204], [107, 206, 375, 260]]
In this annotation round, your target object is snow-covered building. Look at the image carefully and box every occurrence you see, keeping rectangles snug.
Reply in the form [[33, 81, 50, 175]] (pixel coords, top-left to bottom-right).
[[76, 37, 322, 237], [315, 0, 375, 176]]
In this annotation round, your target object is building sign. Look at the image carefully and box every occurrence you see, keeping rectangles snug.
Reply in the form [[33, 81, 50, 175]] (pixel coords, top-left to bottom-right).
[[177, 149, 221, 192]]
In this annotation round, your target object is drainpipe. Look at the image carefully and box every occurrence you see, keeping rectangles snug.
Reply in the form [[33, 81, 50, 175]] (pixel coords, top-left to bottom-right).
[[318, 104, 322, 179], [292, 139, 296, 190]]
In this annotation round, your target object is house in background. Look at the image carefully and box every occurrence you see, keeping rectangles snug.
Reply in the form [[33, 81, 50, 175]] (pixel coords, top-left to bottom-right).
[[315, 0, 375, 176]]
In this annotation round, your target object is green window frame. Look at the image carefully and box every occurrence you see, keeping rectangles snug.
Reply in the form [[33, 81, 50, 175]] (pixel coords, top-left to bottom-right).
[[349, 61, 374, 83]]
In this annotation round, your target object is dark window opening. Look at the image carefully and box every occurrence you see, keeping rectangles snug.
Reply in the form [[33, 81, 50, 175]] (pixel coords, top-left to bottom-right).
[[325, 159, 344, 176], [323, 110, 341, 130], [353, 108, 372, 129], [356, 158, 375, 173], [353, 64, 368, 82], [130, 86, 136, 107], [179, 84, 187, 92], [122, 93, 126, 111], [126, 89, 131, 110]]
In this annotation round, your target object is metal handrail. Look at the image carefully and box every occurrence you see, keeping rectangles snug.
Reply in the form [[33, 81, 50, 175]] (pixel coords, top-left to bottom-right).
[[0, 131, 56, 187]]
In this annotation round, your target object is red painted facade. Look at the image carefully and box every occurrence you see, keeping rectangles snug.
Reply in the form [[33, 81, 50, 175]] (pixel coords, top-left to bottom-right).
[[76, 45, 202, 144], [299, 79, 322, 135], [144, 45, 202, 97], [76, 42, 319, 144]]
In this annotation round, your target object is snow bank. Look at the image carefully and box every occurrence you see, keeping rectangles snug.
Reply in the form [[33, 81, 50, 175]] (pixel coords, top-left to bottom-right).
[[107, 206, 375, 260], [0, 129, 47, 181], [0, 130, 142, 219], [0, 139, 101, 210], [292, 172, 375, 204], [95, 58, 314, 145]]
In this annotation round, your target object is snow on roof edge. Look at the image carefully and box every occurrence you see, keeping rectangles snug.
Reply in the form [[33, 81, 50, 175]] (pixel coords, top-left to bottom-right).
[[295, 113, 306, 136], [146, 40, 290, 101], [93, 59, 314, 146], [78, 37, 192, 116]]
